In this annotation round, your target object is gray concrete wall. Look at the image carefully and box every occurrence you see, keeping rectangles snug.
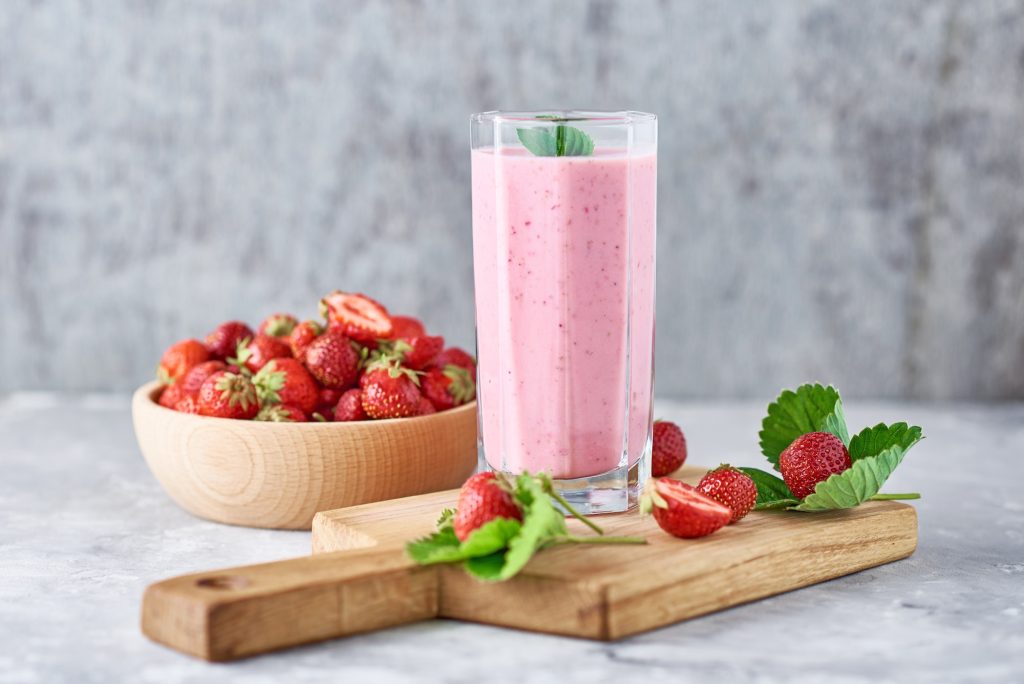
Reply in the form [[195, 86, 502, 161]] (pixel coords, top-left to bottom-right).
[[1, 0, 1022, 399]]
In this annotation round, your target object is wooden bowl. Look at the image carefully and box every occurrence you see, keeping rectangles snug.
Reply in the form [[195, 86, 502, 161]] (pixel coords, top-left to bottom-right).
[[131, 381, 477, 529]]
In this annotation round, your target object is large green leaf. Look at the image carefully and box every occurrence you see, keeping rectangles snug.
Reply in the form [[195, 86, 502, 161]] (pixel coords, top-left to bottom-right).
[[738, 467, 801, 510], [848, 422, 922, 462], [793, 422, 923, 511], [405, 517, 521, 566], [759, 384, 850, 470]]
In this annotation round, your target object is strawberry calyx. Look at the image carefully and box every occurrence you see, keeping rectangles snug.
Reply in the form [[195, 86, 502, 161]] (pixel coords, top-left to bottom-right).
[[263, 314, 297, 338], [363, 351, 421, 386], [442, 364, 476, 404], [255, 404, 301, 422], [227, 337, 254, 372], [251, 361, 287, 405], [214, 371, 258, 411]]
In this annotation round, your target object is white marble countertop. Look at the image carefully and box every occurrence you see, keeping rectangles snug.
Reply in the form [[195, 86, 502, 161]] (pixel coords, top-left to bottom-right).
[[1, 394, 1022, 683]]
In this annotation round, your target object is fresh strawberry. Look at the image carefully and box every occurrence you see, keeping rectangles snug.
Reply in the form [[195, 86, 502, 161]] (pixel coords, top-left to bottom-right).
[[232, 334, 291, 373], [452, 472, 523, 542], [252, 358, 319, 414], [157, 339, 210, 384], [320, 291, 393, 342], [334, 389, 368, 422], [360, 358, 422, 419], [157, 383, 184, 409], [417, 396, 437, 416], [390, 315, 426, 338], [259, 313, 298, 338], [431, 347, 476, 381], [696, 466, 758, 523], [640, 478, 732, 539], [318, 387, 343, 411], [303, 330, 361, 389], [196, 371, 260, 420], [289, 320, 324, 358], [779, 431, 852, 499], [651, 420, 687, 476], [174, 395, 200, 414], [255, 404, 308, 422], [393, 335, 444, 370], [178, 360, 227, 398], [204, 321, 254, 361], [421, 366, 476, 411]]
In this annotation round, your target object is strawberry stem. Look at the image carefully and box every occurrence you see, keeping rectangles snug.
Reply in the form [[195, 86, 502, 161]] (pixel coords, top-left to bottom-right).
[[541, 479, 605, 535], [868, 492, 921, 501], [550, 535, 647, 545]]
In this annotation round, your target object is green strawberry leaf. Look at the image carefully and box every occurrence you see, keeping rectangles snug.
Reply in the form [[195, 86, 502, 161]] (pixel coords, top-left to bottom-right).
[[793, 423, 923, 511], [405, 517, 521, 566], [848, 422, 923, 462], [492, 474, 570, 581], [738, 467, 801, 510], [759, 384, 850, 470]]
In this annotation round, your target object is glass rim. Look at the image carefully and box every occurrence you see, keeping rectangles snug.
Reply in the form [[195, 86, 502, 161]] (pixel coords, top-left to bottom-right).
[[471, 110, 656, 126]]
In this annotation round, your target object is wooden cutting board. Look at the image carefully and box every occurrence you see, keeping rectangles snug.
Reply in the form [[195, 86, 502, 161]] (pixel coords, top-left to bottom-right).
[[141, 465, 917, 661]]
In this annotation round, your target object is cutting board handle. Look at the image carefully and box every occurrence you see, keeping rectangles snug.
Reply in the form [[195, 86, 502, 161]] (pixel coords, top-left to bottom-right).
[[141, 548, 439, 661]]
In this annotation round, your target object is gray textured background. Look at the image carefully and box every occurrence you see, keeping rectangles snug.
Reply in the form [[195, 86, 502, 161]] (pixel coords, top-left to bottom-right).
[[1, 0, 1022, 399]]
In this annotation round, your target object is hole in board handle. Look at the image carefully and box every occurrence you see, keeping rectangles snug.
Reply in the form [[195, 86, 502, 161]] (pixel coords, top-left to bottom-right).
[[196, 575, 251, 590]]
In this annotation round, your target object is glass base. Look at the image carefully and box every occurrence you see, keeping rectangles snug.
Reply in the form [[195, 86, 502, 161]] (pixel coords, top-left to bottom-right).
[[477, 442, 651, 515]]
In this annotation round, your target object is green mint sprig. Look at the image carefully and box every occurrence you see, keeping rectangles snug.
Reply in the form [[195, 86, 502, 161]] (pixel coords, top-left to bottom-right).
[[744, 384, 924, 512], [516, 115, 594, 157], [406, 472, 645, 581]]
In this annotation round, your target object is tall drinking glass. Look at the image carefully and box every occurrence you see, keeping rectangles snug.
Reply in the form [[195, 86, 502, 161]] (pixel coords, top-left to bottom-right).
[[470, 111, 657, 513]]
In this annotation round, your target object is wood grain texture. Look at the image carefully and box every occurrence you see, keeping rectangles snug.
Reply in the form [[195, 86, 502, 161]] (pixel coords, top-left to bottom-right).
[[142, 465, 917, 660], [131, 382, 477, 529]]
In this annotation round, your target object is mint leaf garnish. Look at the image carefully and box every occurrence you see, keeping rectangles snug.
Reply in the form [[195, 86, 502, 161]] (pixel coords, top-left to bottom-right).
[[516, 122, 594, 157], [405, 472, 645, 581], [738, 467, 801, 510], [759, 384, 850, 470]]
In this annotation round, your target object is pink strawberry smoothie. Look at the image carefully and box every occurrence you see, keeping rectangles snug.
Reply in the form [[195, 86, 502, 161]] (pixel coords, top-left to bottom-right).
[[472, 147, 657, 480]]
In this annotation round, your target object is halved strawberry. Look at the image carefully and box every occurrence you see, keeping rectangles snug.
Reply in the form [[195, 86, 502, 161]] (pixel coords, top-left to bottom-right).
[[320, 291, 393, 343], [640, 478, 732, 539]]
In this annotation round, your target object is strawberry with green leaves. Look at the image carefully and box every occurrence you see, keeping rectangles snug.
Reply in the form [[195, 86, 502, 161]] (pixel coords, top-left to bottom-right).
[[253, 358, 319, 414], [384, 335, 444, 370], [421, 365, 475, 411], [743, 384, 924, 512], [641, 478, 732, 538], [157, 339, 210, 384], [196, 371, 260, 420], [408, 472, 645, 582], [452, 472, 523, 541], [360, 357, 422, 419]]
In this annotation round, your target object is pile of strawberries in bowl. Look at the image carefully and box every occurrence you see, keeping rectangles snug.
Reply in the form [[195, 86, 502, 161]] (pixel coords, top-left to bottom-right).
[[154, 291, 476, 422]]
